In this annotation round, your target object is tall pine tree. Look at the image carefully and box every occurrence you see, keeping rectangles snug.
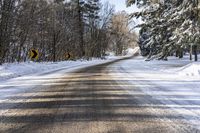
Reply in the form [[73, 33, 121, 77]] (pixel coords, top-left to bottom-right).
[[127, 0, 200, 61]]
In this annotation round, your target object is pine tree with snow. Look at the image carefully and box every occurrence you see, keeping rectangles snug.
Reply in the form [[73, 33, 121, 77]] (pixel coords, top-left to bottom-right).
[[127, 0, 200, 61]]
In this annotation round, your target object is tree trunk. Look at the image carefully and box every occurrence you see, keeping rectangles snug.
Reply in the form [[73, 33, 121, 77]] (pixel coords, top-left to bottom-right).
[[77, 0, 84, 57], [176, 50, 179, 57], [194, 45, 198, 61], [179, 49, 183, 59], [53, 33, 56, 62], [190, 45, 193, 61]]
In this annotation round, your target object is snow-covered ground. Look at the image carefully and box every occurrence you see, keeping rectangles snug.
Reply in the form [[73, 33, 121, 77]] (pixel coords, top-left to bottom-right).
[[111, 55, 200, 85], [0, 58, 120, 100], [0, 49, 200, 131], [0, 50, 199, 88], [111, 55, 200, 130], [0, 49, 137, 92], [0, 60, 109, 81], [0, 48, 139, 82], [0, 48, 139, 102], [0, 49, 199, 86], [0, 49, 199, 90], [141, 55, 200, 78], [178, 62, 200, 78]]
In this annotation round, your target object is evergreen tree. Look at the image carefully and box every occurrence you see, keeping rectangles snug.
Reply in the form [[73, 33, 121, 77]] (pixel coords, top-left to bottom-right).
[[127, 0, 200, 61]]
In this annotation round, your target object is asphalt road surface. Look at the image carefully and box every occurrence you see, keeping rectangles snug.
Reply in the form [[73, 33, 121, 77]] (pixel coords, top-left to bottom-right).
[[0, 56, 200, 133]]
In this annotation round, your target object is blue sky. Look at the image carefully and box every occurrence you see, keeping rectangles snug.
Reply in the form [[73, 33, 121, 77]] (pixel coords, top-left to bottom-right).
[[101, 0, 140, 13]]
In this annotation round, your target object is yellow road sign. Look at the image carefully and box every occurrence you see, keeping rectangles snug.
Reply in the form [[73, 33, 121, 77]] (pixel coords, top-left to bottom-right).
[[30, 49, 39, 60], [66, 53, 72, 60]]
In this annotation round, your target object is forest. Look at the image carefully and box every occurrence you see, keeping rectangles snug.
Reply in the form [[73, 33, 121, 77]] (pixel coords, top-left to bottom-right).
[[0, 0, 137, 64], [127, 0, 200, 61], [1, 0, 199, 65]]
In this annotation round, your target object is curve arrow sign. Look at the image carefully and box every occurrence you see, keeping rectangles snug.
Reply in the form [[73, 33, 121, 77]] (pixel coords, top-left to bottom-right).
[[30, 49, 39, 60], [67, 53, 71, 59]]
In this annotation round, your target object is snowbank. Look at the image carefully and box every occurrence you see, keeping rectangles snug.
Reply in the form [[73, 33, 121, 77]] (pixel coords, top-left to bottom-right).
[[0, 46, 140, 82], [106, 47, 139, 60], [121, 55, 200, 79], [0, 59, 113, 81], [136, 55, 200, 78], [123, 47, 140, 56], [178, 62, 200, 77], [0, 47, 140, 82], [1, 50, 198, 82]]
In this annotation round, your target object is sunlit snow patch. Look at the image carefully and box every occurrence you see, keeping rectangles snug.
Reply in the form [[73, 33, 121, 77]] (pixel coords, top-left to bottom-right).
[[178, 63, 200, 77]]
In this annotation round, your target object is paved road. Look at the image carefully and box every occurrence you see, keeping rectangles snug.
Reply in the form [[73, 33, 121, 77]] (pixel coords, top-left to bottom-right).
[[0, 56, 199, 133]]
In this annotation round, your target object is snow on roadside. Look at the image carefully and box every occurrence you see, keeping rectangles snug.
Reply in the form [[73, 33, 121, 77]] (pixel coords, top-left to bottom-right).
[[0, 46, 140, 82], [0, 58, 115, 82], [134, 55, 200, 79], [123, 47, 140, 56], [178, 62, 200, 78], [106, 47, 140, 60], [112, 55, 200, 130]]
